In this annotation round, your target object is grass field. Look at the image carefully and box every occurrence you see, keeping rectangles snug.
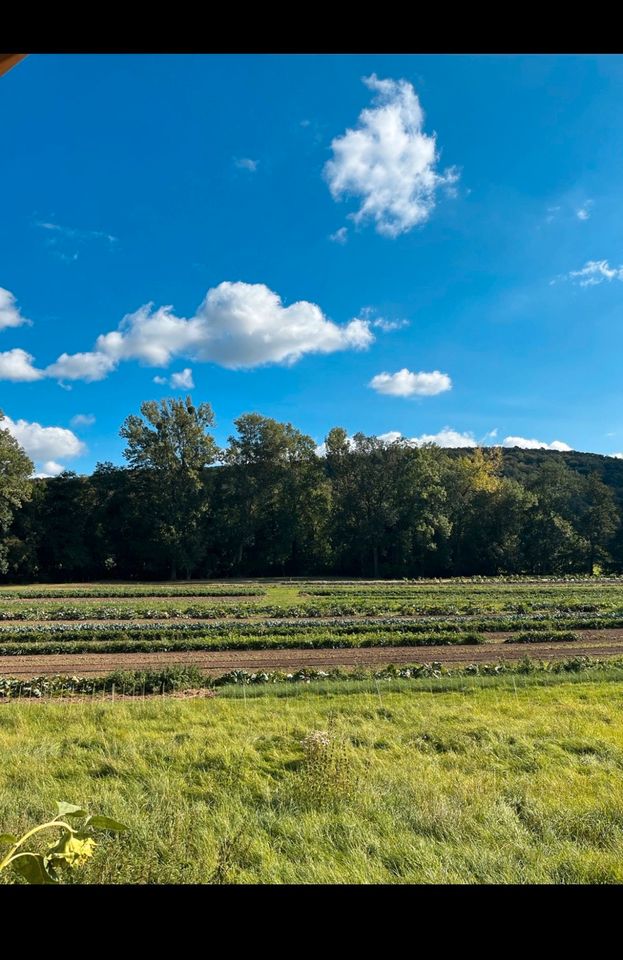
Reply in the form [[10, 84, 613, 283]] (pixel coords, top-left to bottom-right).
[[4, 673, 623, 883]]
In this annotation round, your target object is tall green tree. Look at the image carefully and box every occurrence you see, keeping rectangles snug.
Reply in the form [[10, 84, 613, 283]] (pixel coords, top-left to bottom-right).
[[223, 413, 330, 574], [120, 397, 219, 579], [0, 410, 33, 575], [578, 472, 620, 573]]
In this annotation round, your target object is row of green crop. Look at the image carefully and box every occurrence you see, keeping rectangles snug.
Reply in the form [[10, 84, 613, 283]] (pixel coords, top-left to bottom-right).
[[0, 630, 486, 656], [0, 654, 619, 699], [0, 629, 584, 658], [0, 611, 619, 644], [0, 585, 266, 599], [1, 595, 622, 620]]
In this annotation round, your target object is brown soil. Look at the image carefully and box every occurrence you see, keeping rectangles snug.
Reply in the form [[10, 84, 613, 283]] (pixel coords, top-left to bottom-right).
[[3, 629, 623, 677]]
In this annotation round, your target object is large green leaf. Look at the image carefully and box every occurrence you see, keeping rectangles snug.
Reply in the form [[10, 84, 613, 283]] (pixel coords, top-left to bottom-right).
[[55, 801, 88, 819], [11, 853, 57, 885], [85, 815, 128, 833]]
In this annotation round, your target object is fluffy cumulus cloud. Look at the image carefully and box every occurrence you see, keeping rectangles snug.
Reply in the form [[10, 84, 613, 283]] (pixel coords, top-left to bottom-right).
[[502, 436, 572, 451], [0, 348, 43, 382], [0, 287, 31, 331], [45, 350, 117, 383], [324, 74, 458, 238], [369, 368, 452, 397], [2, 414, 86, 476], [568, 260, 623, 286], [50, 281, 374, 379], [0, 282, 375, 384], [611, 453, 623, 460]]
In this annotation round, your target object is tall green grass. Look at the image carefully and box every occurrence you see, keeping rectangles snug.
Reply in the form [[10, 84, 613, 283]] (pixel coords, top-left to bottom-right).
[[3, 676, 623, 883]]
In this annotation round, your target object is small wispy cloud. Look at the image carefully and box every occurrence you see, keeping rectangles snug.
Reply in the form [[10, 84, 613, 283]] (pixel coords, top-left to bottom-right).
[[358, 306, 409, 333], [37, 221, 118, 244], [233, 157, 258, 172], [372, 318, 410, 332], [567, 260, 623, 286], [70, 413, 96, 429], [36, 220, 117, 263], [576, 201, 593, 221], [545, 205, 561, 224], [329, 227, 348, 244]]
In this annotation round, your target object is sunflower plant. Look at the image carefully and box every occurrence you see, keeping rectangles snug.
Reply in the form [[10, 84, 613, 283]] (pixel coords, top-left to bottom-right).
[[0, 802, 127, 884]]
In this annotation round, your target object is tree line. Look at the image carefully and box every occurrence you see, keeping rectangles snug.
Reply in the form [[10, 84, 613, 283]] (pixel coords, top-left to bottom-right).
[[1, 398, 622, 581]]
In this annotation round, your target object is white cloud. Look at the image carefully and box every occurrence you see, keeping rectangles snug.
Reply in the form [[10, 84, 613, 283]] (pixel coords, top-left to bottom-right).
[[610, 452, 623, 459], [408, 427, 478, 448], [568, 260, 623, 286], [46, 351, 117, 382], [8, 282, 373, 385], [0, 288, 31, 331], [377, 431, 403, 444], [70, 413, 96, 428], [502, 436, 572, 452], [576, 201, 592, 221], [2, 414, 86, 475], [330, 227, 348, 244], [39, 460, 65, 477], [234, 157, 258, 172], [0, 348, 43, 382], [545, 205, 561, 223], [317, 427, 478, 455], [369, 368, 452, 397], [324, 74, 458, 238], [170, 368, 194, 389], [371, 318, 409, 332], [154, 368, 195, 389], [71, 281, 373, 375]]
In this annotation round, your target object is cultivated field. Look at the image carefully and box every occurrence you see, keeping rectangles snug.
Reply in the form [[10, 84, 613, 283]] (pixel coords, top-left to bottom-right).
[[2, 577, 623, 681]]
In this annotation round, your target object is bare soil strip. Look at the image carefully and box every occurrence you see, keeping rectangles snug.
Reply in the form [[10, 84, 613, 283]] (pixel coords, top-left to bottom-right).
[[3, 630, 623, 677]]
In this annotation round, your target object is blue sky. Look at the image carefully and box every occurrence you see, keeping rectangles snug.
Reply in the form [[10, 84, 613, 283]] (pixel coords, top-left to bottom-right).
[[2, 53, 623, 475]]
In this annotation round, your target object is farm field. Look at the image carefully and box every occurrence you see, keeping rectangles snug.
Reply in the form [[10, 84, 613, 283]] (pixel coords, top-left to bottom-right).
[[4, 674, 623, 883], [3, 577, 623, 679]]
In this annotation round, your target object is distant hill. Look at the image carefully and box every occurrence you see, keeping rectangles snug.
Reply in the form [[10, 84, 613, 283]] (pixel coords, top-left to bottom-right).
[[447, 447, 623, 504]]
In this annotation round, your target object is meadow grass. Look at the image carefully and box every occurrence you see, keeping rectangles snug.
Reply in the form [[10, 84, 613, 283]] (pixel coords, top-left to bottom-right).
[[3, 674, 623, 883]]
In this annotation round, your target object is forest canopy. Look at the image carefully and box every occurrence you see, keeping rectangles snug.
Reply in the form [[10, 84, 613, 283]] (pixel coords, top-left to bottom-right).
[[1, 399, 622, 581]]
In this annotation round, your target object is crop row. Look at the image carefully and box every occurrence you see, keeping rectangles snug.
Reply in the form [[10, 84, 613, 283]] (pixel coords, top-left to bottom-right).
[[0, 630, 487, 656], [0, 612, 619, 644], [1, 597, 622, 620], [0, 628, 586, 657], [0, 585, 266, 599], [0, 654, 619, 698]]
